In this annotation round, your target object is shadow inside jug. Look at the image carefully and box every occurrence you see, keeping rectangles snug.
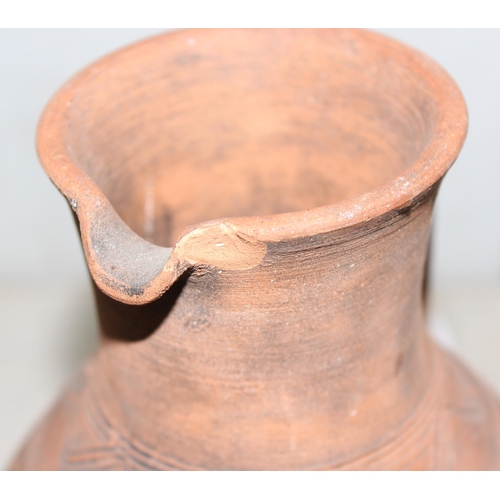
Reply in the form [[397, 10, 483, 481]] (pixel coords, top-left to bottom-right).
[[62, 29, 435, 248]]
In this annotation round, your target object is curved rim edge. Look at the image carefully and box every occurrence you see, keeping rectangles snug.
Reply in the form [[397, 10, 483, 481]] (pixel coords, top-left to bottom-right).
[[36, 28, 468, 304]]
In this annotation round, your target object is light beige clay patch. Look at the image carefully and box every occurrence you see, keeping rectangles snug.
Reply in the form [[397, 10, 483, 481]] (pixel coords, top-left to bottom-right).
[[176, 223, 267, 270]]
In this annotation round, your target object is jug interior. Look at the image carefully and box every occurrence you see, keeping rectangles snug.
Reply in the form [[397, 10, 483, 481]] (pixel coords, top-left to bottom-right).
[[63, 30, 437, 247]]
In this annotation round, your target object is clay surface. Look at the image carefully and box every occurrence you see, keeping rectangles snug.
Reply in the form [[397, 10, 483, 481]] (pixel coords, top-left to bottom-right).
[[11, 29, 500, 470]]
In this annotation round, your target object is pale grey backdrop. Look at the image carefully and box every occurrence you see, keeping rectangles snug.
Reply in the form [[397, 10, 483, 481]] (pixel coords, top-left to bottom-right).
[[1, 29, 499, 468]]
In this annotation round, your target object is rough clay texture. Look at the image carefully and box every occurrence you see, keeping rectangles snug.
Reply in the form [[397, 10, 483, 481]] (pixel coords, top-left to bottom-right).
[[11, 29, 500, 470]]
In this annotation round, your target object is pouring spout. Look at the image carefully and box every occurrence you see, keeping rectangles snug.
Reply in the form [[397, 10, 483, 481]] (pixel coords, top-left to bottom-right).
[[72, 192, 267, 305], [77, 199, 181, 305]]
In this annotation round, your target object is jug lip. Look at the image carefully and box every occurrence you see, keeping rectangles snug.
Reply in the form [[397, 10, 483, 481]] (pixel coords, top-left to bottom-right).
[[36, 29, 468, 304]]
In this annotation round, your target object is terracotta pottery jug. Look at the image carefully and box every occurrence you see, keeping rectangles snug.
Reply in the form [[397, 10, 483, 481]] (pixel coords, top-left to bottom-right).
[[11, 29, 500, 470]]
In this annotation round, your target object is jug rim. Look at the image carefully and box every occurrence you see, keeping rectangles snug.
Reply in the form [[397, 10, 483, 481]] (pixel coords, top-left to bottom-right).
[[36, 29, 468, 304]]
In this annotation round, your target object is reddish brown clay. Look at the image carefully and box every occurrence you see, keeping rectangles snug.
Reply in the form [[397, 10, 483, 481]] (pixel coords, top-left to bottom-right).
[[11, 29, 500, 470]]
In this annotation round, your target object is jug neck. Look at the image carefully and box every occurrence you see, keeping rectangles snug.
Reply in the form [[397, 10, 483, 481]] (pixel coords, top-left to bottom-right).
[[89, 189, 437, 470]]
